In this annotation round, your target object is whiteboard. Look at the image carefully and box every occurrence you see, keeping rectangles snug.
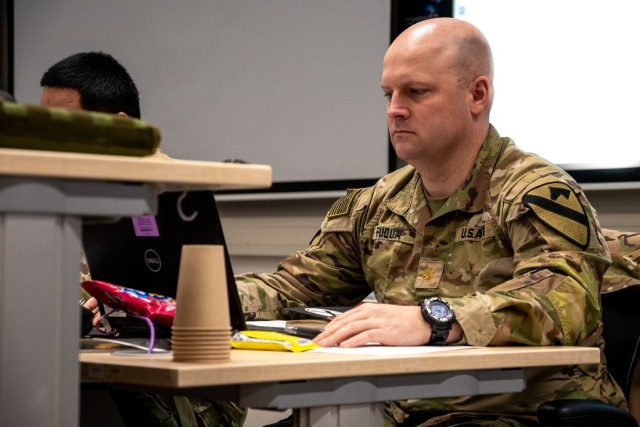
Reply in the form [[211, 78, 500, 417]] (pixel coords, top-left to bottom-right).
[[13, 0, 391, 185]]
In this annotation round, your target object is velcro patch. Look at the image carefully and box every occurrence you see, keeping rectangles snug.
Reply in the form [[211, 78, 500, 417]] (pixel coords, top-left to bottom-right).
[[455, 224, 494, 242], [522, 182, 589, 248], [327, 188, 360, 218], [373, 226, 407, 241], [415, 259, 444, 289]]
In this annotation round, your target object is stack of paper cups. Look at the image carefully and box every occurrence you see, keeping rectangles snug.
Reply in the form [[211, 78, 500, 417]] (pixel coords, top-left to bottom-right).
[[172, 245, 231, 363]]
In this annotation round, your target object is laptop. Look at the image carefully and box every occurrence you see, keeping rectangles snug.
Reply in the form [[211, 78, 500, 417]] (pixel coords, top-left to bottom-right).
[[81, 190, 246, 338]]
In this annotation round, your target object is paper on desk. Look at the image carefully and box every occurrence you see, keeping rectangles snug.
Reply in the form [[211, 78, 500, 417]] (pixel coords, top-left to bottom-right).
[[247, 321, 474, 356], [310, 345, 473, 356]]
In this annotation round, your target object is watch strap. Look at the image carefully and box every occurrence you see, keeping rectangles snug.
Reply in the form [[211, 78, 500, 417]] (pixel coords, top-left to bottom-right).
[[429, 322, 449, 345]]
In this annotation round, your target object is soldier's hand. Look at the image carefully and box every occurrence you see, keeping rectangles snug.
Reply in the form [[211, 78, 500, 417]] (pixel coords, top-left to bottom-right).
[[82, 297, 102, 326], [313, 302, 430, 348]]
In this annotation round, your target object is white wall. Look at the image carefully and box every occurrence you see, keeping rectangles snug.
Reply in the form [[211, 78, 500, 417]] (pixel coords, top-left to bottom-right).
[[13, 0, 390, 184]]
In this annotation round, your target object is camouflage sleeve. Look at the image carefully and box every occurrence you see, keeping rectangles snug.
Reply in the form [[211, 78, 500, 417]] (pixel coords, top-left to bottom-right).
[[601, 228, 640, 293], [449, 181, 611, 347], [236, 189, 372, 320]]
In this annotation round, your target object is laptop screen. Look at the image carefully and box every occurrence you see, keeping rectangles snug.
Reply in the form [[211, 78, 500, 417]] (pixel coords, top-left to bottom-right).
[[82, 190, 246, 332]]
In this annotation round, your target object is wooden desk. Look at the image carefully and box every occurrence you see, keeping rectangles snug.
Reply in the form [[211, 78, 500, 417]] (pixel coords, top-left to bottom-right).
[[0, 148, 271, 427], [81, 346, 600, 427], [0, 147, 271, 189]]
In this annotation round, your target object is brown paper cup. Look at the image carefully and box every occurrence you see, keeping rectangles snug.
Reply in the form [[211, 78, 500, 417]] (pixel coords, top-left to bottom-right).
[[172, 245, 230, 329]]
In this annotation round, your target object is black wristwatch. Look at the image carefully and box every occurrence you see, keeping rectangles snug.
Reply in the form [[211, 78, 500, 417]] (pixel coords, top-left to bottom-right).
[[420, 297, 456, 345]]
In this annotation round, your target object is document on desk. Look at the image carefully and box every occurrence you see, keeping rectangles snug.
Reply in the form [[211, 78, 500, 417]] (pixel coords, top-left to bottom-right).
[[246, 320, 475, 356], [310, 345, 474, 356]]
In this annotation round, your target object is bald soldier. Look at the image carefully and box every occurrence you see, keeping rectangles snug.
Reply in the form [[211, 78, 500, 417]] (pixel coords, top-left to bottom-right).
[[236, 18, 626, 426]]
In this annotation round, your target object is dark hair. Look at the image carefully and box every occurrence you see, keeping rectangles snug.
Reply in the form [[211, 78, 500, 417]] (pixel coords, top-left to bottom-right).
[[40, 52, 141, 118]]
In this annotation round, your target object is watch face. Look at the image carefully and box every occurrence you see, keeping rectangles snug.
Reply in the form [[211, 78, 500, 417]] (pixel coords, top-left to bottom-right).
[[426, 298, 454, 323], [430, 300, 450, 320], [430, 301, 449, 319]]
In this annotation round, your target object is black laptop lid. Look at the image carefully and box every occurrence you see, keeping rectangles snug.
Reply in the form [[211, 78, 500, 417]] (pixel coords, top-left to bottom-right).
[[82, 190, 246, 332]]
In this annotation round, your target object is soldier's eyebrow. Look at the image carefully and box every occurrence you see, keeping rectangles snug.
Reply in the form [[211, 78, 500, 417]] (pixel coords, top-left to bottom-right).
[[381, 80, 432, 91]]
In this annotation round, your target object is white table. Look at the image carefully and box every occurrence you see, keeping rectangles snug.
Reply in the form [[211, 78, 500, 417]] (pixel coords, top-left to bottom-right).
[[0, 147, 271, 427]]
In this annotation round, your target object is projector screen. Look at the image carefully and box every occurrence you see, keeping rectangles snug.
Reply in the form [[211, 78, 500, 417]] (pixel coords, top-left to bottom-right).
[[454, 0, 640, 184]]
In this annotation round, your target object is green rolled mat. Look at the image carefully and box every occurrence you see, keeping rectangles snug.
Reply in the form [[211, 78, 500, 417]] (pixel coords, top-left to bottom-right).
[[0, 100, 161, 156]]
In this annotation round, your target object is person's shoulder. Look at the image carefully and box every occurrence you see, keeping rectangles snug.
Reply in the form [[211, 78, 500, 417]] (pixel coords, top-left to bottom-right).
[[492, 142, 581, 204], [361, 165, 419, 208], [320, 166, 417, 233], [492, 143, 601, 249]]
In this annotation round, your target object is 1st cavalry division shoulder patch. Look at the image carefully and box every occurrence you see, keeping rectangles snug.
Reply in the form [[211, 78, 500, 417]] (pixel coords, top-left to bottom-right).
[[521, 182, 589, 248]]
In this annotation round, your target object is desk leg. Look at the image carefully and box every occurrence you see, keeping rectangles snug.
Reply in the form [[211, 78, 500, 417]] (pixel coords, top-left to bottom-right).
[[0, 214, 81, 427], [295, 403, 385, 427]]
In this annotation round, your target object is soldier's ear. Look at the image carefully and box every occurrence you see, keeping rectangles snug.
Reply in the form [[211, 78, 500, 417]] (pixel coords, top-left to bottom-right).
[[117, 112, 128, 118], [468, 76, 490, 117]]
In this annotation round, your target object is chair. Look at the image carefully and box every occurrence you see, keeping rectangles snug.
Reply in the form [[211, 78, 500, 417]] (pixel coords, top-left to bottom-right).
[[536, 285, 640, 426]]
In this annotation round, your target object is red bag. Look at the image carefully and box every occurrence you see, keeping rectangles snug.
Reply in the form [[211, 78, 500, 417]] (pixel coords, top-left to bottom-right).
[[81, 280, 175, 327]]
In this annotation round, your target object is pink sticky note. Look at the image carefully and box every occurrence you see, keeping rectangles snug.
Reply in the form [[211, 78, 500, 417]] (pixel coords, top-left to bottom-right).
[[131, 216, 159, 237]]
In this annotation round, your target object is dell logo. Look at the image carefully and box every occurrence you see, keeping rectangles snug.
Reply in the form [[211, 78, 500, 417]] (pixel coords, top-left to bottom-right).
[[144, 249, 162, 272]]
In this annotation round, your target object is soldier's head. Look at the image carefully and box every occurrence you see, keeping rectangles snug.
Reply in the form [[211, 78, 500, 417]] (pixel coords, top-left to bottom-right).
[[381, 17, 493, 167], [40, 52, 140, 118]]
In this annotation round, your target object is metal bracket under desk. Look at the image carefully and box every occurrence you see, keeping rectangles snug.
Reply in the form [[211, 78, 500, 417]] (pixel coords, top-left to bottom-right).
[[239, 369, 525, 427], [239, 368, 525, 409], [127, 368, 525, 427]]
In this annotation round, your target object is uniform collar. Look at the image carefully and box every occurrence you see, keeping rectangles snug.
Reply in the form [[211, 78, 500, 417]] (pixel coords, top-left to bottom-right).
[[387, 125, 507, 221], [449, 125, 506, 213]]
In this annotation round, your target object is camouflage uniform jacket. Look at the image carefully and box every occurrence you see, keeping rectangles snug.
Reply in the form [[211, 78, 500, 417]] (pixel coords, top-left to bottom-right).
[[237, 126, 625, 420]]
